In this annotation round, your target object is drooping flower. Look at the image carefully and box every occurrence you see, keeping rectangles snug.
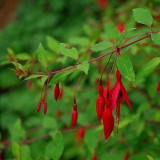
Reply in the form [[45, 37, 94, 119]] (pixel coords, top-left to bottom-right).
[[111, 70, 132, 111], [157, 81, 160, 92], [54, 83, 60, 101], [59, 88, 63, 99], [96, 80, 105, 120], [117, 22, 125, 33], [102, 108, 114, 140], [27, 80, 32, 89]]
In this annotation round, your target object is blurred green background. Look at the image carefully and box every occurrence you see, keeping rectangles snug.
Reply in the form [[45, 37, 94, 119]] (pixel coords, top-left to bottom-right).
[[0, 0, 160, 159]]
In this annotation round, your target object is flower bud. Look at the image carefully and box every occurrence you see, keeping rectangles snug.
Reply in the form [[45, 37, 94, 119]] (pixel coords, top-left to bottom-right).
[[71, 110, 78, 128], [96, 95, 105, 120], [37, 101, 42, 113], [43, 102, 47, 115], [54, 83, 60, 101]]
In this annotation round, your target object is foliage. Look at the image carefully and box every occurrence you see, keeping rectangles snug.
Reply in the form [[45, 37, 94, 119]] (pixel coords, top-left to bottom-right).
[[0, 0, 160, 160]]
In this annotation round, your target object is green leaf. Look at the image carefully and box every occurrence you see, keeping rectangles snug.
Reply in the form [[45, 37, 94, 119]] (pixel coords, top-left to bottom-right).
[[91, 41, 112, 52], [60, 43, 78, 60], [133, 8, 153, 26], [117, 54, 135, 82], [24, 75, 47, 81], [16, 53, 31, 60], [12, 62, 25, 71], [143, 57, 160, 71], [49, 69, 74, 85], [69, 37, 90, 46], [151, 32, 160, 45], [37, 43, 48, 68], [46, 36, 60, 53], [77, 61, 89, 75], [48, 132, 64, 160], [43, 116, 57, 129], [20, 145, 32, 160], [84, 128, 99, 154], [147, 155, 154, 160], [12, 140, 21, 160]]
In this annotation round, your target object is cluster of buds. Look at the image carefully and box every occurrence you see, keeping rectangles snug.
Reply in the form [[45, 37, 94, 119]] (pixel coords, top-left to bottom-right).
[[37, 96, 47, 115], [96, 69, 132, 140]]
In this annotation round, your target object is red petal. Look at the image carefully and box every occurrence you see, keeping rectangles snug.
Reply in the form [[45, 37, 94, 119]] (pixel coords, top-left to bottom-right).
[[54, 83, 60, 101], [102, 108, 114, 140], [120, 82, 132, 110], [71, 110, 78, 128], [96, 95, 105, 120], [111, 82, 121, 111]]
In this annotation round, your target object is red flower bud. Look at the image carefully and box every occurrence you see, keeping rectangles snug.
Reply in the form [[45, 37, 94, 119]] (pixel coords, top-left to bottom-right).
[[102, 108, 114, 140], [76, 127, 86, 142], [37, 101, 42, 113], [54, 83, 60, 101], [157, 81, 160, 92], [71, 110, 78, 128], [117, 22, 125, 33], [43, 102, 47, 115], [92, 152, 97, 160], [96, 95, 105, 120], [96, 0, 108, 9]]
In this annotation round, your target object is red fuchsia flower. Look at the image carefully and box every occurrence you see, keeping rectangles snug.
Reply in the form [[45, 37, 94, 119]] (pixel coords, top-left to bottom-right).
[[102, 108, 114, 140], [111, 70, 132, 111], [37, 96, 48, 115], [96, 0, 108, 9], [111, 70, 132, 131], [117, 22, 125, 33], [75, 127, 86, 142], [157, 81, 160, 92], [96, 80, 105, 120], [124, 151, 129, 160], [54, 83, 60, 101]]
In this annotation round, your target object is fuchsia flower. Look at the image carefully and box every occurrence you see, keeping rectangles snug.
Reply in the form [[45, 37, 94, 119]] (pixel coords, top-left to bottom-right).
[[157, 81, 160, 92], [102, 108, 114, 140], [96, 0, 108, 9], [96, 80, 105, 120], [37, 96, 48, 115]]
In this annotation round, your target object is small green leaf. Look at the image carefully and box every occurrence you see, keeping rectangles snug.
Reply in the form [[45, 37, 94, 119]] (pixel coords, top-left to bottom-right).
[[46, 36, 60, 53], [16, 53, 31, 60], [43, 116, 57, 129], [117, 54, 135, 82], [37, 43, 48, 68], [84, 129, 98, 154], [143, 57, 160, 71], [12, 140, 21, 160], [69, 37, 90, 46], [24, 75, 47, 81], [91, 41, 112, 52], [20, 145, 32, 160], [77, 61, 89, 75], [12, 62, 25, 71], [133, 8, 153, 26], [50, 132, 64, 160], [151, 32, 160, 45], [60, 43, 78, 60], [49, 69, 74, 85], [147, 155, 154, 160]]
